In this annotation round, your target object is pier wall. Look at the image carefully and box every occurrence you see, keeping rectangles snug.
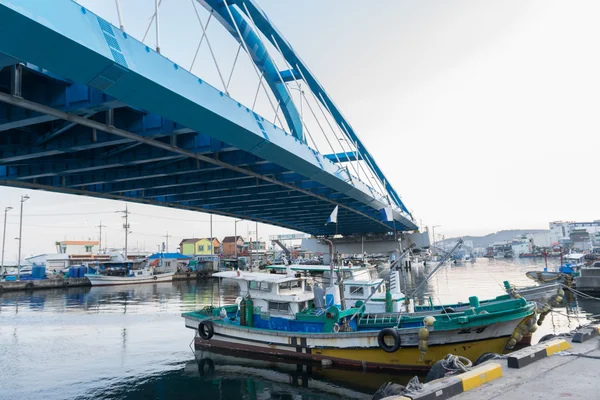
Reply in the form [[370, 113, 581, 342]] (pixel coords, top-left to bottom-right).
[[0, 271, 212, 292], [0, 277, 90, 291]]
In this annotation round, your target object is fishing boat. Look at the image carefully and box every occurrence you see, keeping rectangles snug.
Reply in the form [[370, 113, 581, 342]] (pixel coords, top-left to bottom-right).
[[575, 262, 600, 294], [562, 253, 587, 269], [85, 266, 175, 286], [182, 270, 536, 371], [525, 253, 587, 285], [503, 280, 561, 304]]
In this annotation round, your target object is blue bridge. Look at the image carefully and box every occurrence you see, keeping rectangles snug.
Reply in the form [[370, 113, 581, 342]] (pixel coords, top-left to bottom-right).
[[0, 0, 417, 235]]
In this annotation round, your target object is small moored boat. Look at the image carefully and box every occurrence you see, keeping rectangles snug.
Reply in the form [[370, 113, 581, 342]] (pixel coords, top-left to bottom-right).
[[86, 267, 175, 286]]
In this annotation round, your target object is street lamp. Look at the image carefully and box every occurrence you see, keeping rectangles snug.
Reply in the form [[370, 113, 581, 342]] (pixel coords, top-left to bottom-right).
[[17, 194, 29, 279], [234, 219, 242, 259], [1, 206, 13, 274]]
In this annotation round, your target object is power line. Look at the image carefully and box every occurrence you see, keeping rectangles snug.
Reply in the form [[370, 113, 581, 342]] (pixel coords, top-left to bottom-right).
[[6, 211, 117, 218]]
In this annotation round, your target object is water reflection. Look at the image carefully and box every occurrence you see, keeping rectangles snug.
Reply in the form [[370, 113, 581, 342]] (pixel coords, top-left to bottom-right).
[[0, 259, 598, 400]]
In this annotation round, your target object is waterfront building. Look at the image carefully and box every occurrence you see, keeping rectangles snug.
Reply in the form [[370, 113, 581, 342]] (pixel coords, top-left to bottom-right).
[[244, 240, 266, 252], [56, 240, 99, 254], [549, 220, 600, 250], [27, 240, 112, 272], [179, 238, 221, 256], [511, 236, 532, 257], [147, 252, 191, 272], [569, 230, 591, 251], [221, 236, 244, 257]]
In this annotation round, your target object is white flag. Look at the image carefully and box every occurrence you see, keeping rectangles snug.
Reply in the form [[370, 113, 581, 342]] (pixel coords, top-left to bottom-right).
[[379, 206, 393, 222], [326, 206, 338, 225]]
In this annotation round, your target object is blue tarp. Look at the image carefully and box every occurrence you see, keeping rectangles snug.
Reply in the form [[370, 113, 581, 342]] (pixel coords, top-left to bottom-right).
[[147, 253, 191, 260]]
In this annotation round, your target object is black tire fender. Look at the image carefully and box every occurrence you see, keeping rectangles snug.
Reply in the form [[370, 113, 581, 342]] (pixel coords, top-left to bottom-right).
[[377, 328, 401, 353], [198, 320, 214, 340], [153, 276, 158, 281]]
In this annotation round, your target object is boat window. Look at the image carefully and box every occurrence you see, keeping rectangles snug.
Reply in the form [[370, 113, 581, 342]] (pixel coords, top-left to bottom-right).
[[249, 281, 271, 291], [298, 301, 307, 312], [279, 280, 301, 291], [269, 301, 290, 313], [343, 271, 353, 280], [349, 286, 364, 296]]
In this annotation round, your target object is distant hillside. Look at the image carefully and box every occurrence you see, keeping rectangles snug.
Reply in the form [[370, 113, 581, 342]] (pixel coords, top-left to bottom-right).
[[440, 229, 549, 248]]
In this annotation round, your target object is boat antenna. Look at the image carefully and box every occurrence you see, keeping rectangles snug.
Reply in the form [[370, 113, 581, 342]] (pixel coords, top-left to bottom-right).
[[347, 245, 414, 321]]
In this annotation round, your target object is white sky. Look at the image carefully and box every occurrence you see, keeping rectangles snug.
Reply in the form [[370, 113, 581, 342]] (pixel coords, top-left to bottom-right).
[[2, 0, 599, 258]]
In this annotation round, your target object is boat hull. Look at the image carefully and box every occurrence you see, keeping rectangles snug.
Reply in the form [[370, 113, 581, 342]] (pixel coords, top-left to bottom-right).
[[185, 316, 523, 371], [85, 272, 175, 286]]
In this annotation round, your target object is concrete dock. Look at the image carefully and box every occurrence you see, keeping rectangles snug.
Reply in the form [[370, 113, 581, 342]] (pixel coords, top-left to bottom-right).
[[458, 333, 600, 400], [384, 325, 600, 400]]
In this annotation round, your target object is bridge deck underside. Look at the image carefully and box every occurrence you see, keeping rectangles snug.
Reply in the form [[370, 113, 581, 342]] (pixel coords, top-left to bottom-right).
[[0, 66, 411, 235]]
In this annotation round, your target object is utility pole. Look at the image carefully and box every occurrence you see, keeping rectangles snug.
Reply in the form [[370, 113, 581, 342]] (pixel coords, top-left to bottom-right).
[[117, 204, 130, 258], [17, 195, 30, 280], [164, 231, 170, 253], [234, 219, 241, 259], [96, 221, 106, 254], [1, 206, 13, 274]]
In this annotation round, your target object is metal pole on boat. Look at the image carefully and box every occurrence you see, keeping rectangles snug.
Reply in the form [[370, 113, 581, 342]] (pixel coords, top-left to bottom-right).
[[234, 220, 237, 259], [1, 206, 12, 275], [560, 246, 563, 267], [124, 204, 129, 258], [361, 236, 364, 263], [210, 214, 213, 255], [323, 239, 334, 289], [348, 246, 414, 321], [411, 239, 463, 296]]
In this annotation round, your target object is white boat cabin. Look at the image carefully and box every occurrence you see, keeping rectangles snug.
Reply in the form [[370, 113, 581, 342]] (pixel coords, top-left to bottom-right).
[[263, 265, 411, 313], [564, 253, 586, 268], [214, 271, 314, 319]]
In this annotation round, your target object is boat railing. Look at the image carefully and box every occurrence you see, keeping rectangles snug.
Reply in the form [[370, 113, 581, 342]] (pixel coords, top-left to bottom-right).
[[359, 312, 402, 326]]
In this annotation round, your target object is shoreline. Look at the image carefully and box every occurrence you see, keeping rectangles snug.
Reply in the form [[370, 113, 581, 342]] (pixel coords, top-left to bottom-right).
[[0, 271, 213, 292]]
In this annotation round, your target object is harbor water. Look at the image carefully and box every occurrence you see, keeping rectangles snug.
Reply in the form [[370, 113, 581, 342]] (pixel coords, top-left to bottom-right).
[[0, 258, 595, 400]]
